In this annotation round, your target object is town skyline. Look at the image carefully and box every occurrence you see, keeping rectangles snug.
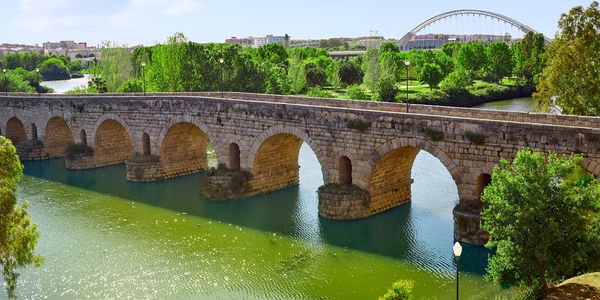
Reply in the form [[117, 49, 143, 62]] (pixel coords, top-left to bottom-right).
[[0, 0, 594, 46]]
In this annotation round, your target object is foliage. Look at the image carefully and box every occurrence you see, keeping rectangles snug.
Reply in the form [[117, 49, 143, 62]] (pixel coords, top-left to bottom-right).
[[88, 76, 108, 93], [346, 84, 370, 100], [68, 60, 85, 74], [464, 131, 486, 145], [481, 150, 600, 292], [317, 183, 369, 197], [468, 81, 509, 97], [375, 76, 397, 102], [304, 62, 327, 87], [417, 63, 444, 89], [379, 42, 400, 53], [256, 43, 288, 66], [0, 136, 43, 298], [39, 57, 71, 80], [0, 70, 37, 93], [362, 48, 379, 91], [326, 60, 342, 90], [424, 128, 444, 141], [288, 58, 306, 94], [306, 87, 333, 98], [513, 32, 546, 85], [439, 69, 473, 93], [338, 59, 363, 86], [379, 279, 414, 300], [117, 79, 144, 93], [346, 119, 370, 132], [442, 42, 462, 57], [2, 52, 47, 71], [540, 1, 600, 115], [98, 42, 133, 92], [486, 41, 513, 81], [456, 42, 487, 77], [264, 64, 291, 95]]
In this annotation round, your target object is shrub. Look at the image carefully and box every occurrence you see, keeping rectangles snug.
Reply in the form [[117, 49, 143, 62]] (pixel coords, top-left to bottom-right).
[[39, 57, 71, 81], [306, 87, 334, 98], [117, 79, 144, 93], [379, 279, 414, 300], [412, 89, 449, 103], [464, 131, 487, 145], [424, 128, 444, 141], [304, 62, 327, 87], [376, 76, 398, 102], [439, 69, 473, 93], [346, 84, 370, 100], [418, 63, 444, 89], [317, 183, 369, 197], [468, 81, 509, 97], [339, 60, 363, 86]]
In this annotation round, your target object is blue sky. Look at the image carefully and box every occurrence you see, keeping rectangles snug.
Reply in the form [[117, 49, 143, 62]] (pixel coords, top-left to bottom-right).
[[0, 0, 594, 46]]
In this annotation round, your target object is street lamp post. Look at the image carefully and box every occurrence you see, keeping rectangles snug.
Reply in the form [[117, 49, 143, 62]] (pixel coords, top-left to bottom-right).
[[404, 60, 410, 113], [453, 242, 463, 300], [3, 69, 7, 96], [35, 68, 40, 95], [141, 62, 146, 96], [219, 58, 225, 98]]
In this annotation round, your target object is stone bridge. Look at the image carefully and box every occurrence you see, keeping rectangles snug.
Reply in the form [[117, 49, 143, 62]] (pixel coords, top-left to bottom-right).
[[2, 92, 600, 245]]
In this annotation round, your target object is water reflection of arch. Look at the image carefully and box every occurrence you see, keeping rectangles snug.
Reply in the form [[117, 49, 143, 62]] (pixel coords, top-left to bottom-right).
[[366, 137, 461, 212], [247, 125, 328, 192]]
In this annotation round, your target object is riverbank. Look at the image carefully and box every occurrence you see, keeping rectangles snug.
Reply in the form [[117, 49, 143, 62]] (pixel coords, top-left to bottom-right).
[[410, 83, 536, 107]]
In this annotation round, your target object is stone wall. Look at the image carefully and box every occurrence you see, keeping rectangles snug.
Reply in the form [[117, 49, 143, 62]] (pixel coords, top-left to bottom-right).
[[2, 92, 600, 245]]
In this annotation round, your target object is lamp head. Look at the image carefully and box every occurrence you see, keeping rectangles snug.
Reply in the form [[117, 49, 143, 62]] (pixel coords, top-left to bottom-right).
[[404, 60, 411, 66], [141, 62, 146, 67], [2, 69, 6, 73], [453, 242, 462, 257], [219, 58, 224, 64], [35, 68, 40, 72]]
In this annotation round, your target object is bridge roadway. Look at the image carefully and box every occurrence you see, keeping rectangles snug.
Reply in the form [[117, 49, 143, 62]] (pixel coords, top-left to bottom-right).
[[1, 92, 599, 244]]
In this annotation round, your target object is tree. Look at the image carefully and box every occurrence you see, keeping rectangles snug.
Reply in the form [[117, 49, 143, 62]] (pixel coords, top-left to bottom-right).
[[439, 69, 472, 93], [326, 60, 342, 91], [117, 79, 144, 93], [442, 42, 462, 57], [481, 149, 600, 294], [287, 58, 305, 94], [514, 32, 546, 85], [417, 63, 444, 89], [540, 1, 600, 115], [362, 48, 379, 91], [379, 279, 414, 300], [39, 57, 71, 80], [379, 42, 400, 53], [256, 43, 288, 66], [455, 42, 487, 77], [338, 59, 363, 86], [98, 42, 133, 92], [486, 41, 513, 81], [304, 62, 327, 87], [376, 76, 397, 102], [0, 136, 43, 298]]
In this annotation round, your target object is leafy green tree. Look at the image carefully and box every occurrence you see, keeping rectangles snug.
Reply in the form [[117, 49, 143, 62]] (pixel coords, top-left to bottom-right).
[[304, 62, 327, 87], [379, 42, 400, 53], [347, 84, 370, 100], [486, 41, 513, 81], [338, 59, 363, 86], [98, 42, 133, 92], [117, 79, 144, 93], [540, 1, 600, 115], [456, 42, 487, 77], [39, 58, 71, 80], [375, 76, 397, 102], [287, 58, 305, 94], [481, 150, 600, 293], [0, 136, 43, 298], [256, 43, 288, 66], [0, 70, 37, 93], [88, 76, 108, 93], [69, 60, 85, 74], [514, 32, 546, 85], [442, 42, 462, 57], [362, 48, 379, 91], [379, 279, 414, 300], [2, 52, 46, 71], [439, 69, 473, 93], [417, 63, 444, 89], [264, 64, 291, 95], [326, 60, 342, 90]]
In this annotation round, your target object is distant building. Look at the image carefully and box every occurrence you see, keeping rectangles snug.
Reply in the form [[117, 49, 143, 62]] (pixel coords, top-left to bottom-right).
[[403, 33, 512, 50], [42, 40, 96, 58], [0, 43, 43, 55], [225, 34, 290, 48]]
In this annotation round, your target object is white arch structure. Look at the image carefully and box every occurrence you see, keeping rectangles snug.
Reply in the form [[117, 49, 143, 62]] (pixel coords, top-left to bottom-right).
[[399, 9, 552, 49]]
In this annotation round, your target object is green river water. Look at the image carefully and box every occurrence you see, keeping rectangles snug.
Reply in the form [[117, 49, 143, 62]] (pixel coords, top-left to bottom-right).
[[10, 97, 536, 299]]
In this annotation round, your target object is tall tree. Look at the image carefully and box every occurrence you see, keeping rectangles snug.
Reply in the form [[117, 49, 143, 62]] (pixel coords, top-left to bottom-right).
[[362, 48, 379, 91], [515, 32, 546, 85], [417, 63, 444, 90], [539, 1, 600, 115], [455, 42, 487, 77], [486, 41, 513, 81], [481, 150, 600, 294], [0, 136, 43, 298]]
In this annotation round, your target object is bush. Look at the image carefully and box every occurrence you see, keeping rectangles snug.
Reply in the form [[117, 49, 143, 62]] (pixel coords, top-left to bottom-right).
[[468, 81, 509, 97], [306, 87, 334, 98], [339, 60, 363, 86], [379, 279, 414, 300], [412, 89, 449, 103], [346, 84, 370, 100], [39, 57, 71, 81], [304, 62, 327, 87], [439, 69, 473, 93], [376, 76, 398, 102], [117, 79, 144, 93], [418, 63, 444, 89]]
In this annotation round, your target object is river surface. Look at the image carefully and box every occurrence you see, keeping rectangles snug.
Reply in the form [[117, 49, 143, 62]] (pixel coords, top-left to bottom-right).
[[41, 74, 89, 94], [11, 97, 533, 299]]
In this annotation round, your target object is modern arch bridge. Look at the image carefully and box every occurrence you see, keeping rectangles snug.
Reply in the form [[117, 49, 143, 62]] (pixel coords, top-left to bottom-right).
[[398, 9, 552, 49], [2, 93, 599, 245]]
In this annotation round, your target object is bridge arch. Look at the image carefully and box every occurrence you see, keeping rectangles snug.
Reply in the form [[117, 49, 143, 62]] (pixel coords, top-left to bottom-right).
[[158, 118, 214, 177], [92, 116, 134, 166], [398, 9, 551, 49], [44, 116, 74, 158], [366, 137, 461, 213], [247, 125, 328, 193], [5, 117, 27, 145]]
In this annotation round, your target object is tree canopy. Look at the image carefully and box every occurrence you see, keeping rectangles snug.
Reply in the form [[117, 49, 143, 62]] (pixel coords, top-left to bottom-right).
[[0, 136, 43, 298], [481, 149, 600, 293]]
